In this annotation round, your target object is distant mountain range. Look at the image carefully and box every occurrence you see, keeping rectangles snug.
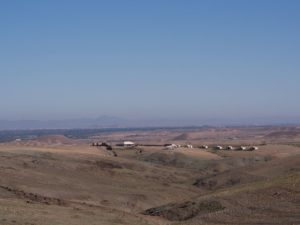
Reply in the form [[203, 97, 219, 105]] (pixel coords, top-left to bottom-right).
[[0, 117, 202, 130], [0, 117, 222, 130], [1, 116, 299, 130], [0, 116, 130, 130]]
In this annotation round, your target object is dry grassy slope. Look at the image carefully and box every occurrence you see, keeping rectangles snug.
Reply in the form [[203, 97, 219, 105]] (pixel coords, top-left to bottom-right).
[[193, 153, 300, 191], [0, 198, 157, 225], [168, 172, 300, 225], [0, 139, 299, 225], [0, 145, 202, 225], [143, 155, 300, 225]]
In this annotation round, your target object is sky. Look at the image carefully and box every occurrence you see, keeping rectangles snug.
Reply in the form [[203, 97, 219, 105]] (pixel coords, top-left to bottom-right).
[[0, 0, 300, 124]]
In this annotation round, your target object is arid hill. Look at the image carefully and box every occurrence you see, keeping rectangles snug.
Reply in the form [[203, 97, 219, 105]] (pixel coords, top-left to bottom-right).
[[0, 126, 299, 225]]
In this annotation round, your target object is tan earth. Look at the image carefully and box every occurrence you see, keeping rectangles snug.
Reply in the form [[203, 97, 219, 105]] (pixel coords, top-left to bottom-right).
[[0, 126, 299, 225]]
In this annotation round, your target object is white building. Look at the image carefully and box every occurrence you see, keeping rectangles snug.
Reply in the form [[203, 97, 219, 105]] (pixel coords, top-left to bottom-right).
[[123, 141, 135, 147]]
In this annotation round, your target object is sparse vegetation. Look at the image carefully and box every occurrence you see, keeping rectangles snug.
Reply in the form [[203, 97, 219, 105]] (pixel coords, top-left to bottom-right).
[[0, 126, 299, 225]]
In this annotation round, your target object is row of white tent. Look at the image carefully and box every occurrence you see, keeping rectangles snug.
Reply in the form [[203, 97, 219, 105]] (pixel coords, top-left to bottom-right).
[[165, 144, 193, 149], [165, 144, 258, 151], [201, 145, 258, 151]]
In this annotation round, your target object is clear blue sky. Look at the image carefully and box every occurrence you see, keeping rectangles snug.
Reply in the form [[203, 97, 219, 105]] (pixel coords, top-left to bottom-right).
[[1, 0, 300, 124]]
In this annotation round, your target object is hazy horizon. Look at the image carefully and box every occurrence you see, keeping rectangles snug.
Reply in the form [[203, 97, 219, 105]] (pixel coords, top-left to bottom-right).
[[1, 115, 300, 130], [1, 0, 300, 125]]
